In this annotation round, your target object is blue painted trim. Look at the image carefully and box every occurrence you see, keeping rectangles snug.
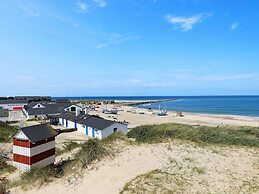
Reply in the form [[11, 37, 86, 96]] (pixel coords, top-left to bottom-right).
[[86, 126, 88, 135], [92, 128, 95, 138]]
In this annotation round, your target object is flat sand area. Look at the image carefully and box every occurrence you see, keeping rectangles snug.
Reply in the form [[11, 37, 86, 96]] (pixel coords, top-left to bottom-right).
[[95, 105, 259, 128]]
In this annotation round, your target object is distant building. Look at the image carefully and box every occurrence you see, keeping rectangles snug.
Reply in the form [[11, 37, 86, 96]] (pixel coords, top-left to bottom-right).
[[0, 96, 52, 110], [14, 96, 51, 102], [0, 107, 9, 122], [12, 124, 57, 172], [0, 99, 28, 110], [25, 102, 75, 119], [52, 112, 128, 140]]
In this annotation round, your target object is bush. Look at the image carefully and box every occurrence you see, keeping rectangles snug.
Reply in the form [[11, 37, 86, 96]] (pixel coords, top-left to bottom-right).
[[127, 123, 259, 147], [76, 139, 110, 168], [0, 121, 18, 142], [56, 141, 81, 156]]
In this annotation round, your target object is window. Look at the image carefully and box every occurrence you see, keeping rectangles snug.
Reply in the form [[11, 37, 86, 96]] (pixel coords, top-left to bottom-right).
[[71, 107, 76, 111], [38, 105, 41, 108], [113, 128, 117, 133]]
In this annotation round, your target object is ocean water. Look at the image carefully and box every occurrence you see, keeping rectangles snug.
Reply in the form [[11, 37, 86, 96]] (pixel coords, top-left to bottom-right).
[[54, 96, 259, 117]]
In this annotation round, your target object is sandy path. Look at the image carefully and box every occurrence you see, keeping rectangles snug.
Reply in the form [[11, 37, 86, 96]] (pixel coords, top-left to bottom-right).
[[12, 141, 259, 194]]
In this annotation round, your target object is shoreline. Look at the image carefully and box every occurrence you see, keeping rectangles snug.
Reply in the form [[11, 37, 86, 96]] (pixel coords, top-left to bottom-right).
[[95, 104, 259, 128]]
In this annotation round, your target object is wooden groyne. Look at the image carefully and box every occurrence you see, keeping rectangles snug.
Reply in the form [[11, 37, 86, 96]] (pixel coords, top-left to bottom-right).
[[115, 98, 177, 106]]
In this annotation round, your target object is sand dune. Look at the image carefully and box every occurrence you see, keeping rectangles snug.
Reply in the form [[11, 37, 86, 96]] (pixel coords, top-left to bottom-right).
[[12, 141, 259, 194]]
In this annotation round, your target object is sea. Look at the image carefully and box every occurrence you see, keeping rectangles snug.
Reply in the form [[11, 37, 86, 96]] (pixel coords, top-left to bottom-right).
[[53, 96, 259, 117]]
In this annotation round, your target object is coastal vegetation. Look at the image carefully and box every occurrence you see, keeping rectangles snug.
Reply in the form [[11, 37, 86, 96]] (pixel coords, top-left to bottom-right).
[[13, 138, 112, 189], [6, 125, 259, 192], [127, 123, 259, 147], [0, 121, 18, 142]]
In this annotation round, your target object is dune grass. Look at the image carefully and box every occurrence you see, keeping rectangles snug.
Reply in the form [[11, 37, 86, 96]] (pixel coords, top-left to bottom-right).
[[0, 121, 18, 142], [14, 138, 111, 189], [127, 123, 259, 147], [56, 141, 81, 156]]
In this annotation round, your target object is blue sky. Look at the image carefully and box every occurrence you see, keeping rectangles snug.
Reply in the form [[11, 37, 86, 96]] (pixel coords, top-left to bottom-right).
[[0, 0, 259, 96]]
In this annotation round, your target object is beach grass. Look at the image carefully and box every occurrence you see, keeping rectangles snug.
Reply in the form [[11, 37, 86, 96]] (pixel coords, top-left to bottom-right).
[[56, 141, 81, 156], [14, 138, 111, 189], [127, 123, 259, 147], [0, 121, 18, 142]]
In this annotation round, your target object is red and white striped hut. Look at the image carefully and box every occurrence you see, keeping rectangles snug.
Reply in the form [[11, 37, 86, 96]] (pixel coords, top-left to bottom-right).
[[13, 124, 57, 172]]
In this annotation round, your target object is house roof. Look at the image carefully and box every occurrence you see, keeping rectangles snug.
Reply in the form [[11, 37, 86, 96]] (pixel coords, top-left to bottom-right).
[[54, 112, 91, 122], [0, 99, 28, 104], [18, 124, 57, 143], [26, 102, 72, 116], [80, 116, 118, 130], [57, 112, 126, 130]]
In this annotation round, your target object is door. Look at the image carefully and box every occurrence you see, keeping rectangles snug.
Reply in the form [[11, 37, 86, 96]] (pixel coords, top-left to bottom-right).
[[74, 122, 77, 129], [66, 120, 68, 127], [85, 126, 88, 135], [62, 118, 64, 126], [92, 128, 95, 138]]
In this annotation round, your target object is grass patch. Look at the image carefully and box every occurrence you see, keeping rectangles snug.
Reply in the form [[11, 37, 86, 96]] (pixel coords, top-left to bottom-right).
[[0, 121, 18, 142], [0, 158, 16, 176], [120, 169, 187, 194], [0, 165, 16, 176], [56, 141, 81, 156], [14, 165, 58, 189], [0, 179, 10, 194], [75, 139, 111, 168], [102, 132, 130, 144], [127, 123, 259, 147], [14, 138, 111, 190]]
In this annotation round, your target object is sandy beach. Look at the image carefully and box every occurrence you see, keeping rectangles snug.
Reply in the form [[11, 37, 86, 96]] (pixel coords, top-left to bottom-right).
[[94, 104, 259, 128]]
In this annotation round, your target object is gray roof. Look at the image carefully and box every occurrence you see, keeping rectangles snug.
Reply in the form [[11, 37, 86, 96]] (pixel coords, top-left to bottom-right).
[[19, 124, 57, 143], [0, 99, 28, 104], [57, 112, 125, 130], [26, 102, 72, 116], [80, 116, 118, 130], [55, 112, 91, 122]]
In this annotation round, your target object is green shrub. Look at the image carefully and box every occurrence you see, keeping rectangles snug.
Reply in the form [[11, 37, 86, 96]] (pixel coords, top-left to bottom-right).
[[0, 121, 18, 142], [127, 123, 259, 147], [76, 139, 110, 168], [103, 132, 129, 144], [56, 141, 81, 156]]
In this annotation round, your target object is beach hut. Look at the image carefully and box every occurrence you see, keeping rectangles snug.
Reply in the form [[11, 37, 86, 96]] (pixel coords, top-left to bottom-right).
[[12, 124, 57, 172], [57, 112, 128, 139]]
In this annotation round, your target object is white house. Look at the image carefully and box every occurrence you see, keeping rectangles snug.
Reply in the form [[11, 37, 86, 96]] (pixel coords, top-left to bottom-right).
[[56, 112, 128, 140]]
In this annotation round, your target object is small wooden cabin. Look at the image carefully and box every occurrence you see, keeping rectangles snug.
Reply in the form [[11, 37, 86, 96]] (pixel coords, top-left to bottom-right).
[[13, 124, 57, 172]]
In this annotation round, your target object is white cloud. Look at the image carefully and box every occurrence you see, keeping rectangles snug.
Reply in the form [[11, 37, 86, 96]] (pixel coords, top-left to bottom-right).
[[77, 1, 88, 13], [198, 73, 257, 81], [19, 5, 40, 17], [96, 33, 142, 48], [231, 22, 239, 30], [166, 13, 212, 31], [93, 0, 107, 7]]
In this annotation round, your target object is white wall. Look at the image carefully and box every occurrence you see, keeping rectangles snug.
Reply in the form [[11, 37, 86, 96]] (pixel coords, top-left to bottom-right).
[[77, 123, 86, 134], [76, 123, 127, 140], [67, 120, 75, 128], [101, 123, 128, 139], [0, 103, 27, 110], [0, 117, 8, 122]]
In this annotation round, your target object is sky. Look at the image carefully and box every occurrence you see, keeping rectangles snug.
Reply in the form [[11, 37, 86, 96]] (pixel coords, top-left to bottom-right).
[[0, 0, 259, 97]]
